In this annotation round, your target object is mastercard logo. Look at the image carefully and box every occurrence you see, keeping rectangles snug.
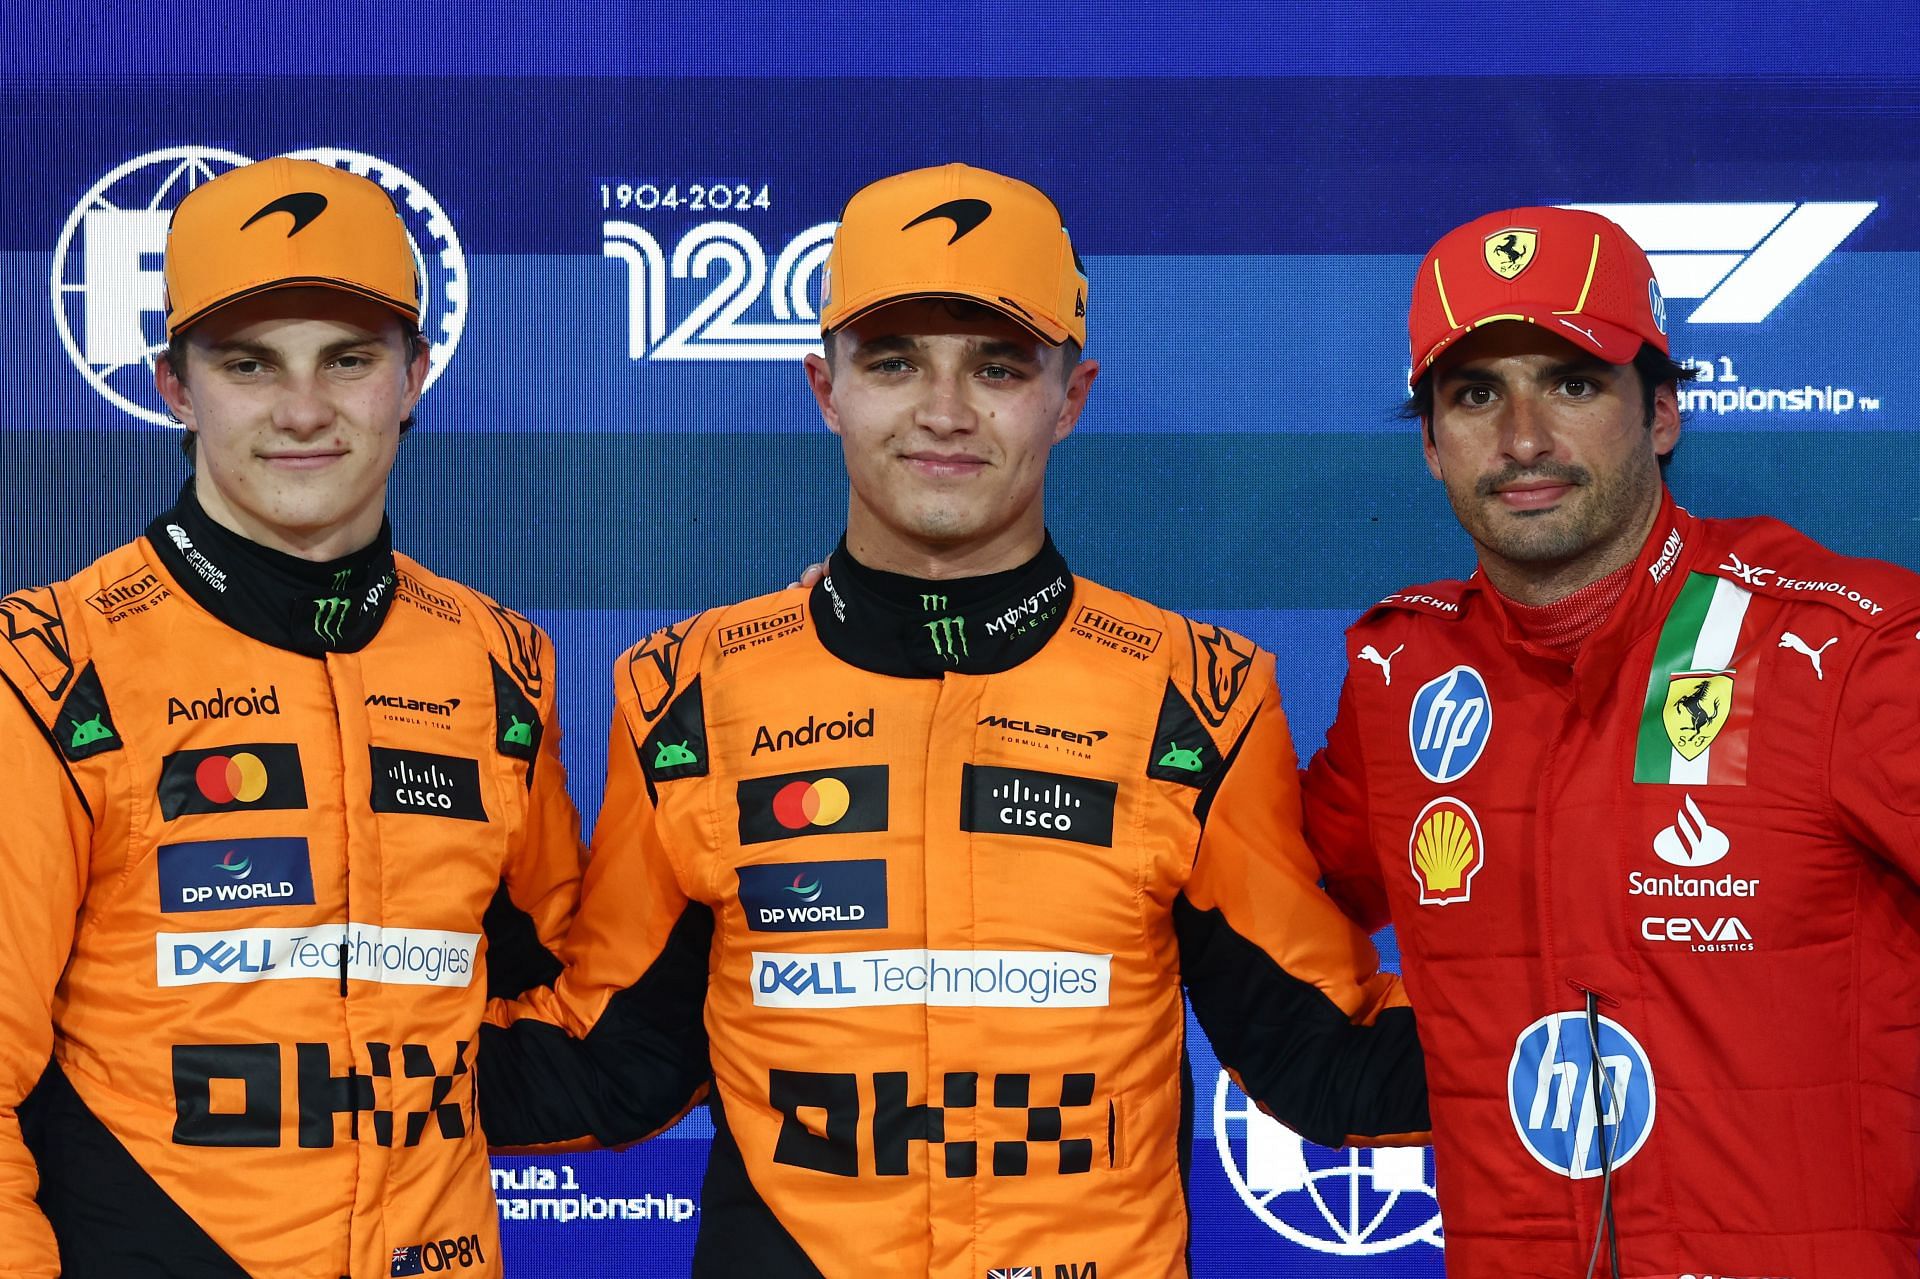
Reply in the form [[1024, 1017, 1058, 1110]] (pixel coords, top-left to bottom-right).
[[771, 777, 851, 831], [194, 752, 270, 805]]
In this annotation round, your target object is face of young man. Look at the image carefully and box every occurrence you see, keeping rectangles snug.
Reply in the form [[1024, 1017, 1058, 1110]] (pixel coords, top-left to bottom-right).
[[156, 287, 429, 561], [804, 299, 1098, 577], [1423, 323, 1680, 604]]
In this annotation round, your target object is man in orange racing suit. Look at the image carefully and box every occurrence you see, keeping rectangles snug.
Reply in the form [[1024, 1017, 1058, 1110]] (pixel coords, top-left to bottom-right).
[[479, 163, 1428, 1277], [0, 158, 583, 1278]]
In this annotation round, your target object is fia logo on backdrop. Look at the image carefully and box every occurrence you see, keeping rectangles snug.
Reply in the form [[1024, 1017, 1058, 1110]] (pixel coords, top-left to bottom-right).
[[1213, 1071, 1442, 1256], [53, 146, 468, 427]]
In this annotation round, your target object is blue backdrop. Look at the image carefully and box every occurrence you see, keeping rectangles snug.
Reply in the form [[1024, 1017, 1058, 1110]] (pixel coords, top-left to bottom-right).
[[5, 4, 1917, 1272]]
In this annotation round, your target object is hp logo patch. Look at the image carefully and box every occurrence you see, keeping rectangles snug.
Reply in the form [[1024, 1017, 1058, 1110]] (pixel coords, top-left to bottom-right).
[[52, 146, 467, 427], [1213, 1071, 1441, 1255], [1508, 1012, 1656, 1179], [1408, 665, 1492, 783]]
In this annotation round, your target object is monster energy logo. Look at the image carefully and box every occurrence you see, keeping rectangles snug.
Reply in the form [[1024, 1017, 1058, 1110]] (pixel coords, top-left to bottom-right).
[[331, 569, 352, 589], [921, 594, 948, 611], [313, 596, 351, 644], [925, 615, 967, 663]]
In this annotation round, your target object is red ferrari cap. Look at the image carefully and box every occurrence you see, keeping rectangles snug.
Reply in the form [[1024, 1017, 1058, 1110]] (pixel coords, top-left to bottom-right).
[[1407, 206, 1669, 387]]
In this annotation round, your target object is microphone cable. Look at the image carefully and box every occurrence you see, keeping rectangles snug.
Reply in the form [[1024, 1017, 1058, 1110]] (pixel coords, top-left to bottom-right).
[[1582, 991, 1623, 1279]]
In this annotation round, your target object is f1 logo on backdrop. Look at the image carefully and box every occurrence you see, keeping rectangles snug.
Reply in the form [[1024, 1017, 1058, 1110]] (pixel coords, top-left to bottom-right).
[[1563, 202, 1876, 324], [52, 146, 468, 427]]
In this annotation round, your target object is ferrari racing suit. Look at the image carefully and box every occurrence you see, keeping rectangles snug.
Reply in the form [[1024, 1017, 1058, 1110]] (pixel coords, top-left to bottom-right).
[[1305, 490, 1920, 1278]]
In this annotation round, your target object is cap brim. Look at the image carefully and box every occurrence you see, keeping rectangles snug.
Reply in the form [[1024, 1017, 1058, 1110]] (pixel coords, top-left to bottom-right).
[[1412, 309, 1643, 387], [825, 286, 1071, 347], [169, 277, 421, 338]]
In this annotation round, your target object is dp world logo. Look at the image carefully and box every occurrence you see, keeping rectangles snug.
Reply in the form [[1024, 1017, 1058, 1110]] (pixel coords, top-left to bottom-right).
[[1213, 1071, 1442, 1256], [52, 145, 469, 427]]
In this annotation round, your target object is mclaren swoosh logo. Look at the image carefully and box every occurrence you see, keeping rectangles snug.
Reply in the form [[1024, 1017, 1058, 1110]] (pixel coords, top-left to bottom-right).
[[241, 192, 329, 237], [902, 198, 992, 245]]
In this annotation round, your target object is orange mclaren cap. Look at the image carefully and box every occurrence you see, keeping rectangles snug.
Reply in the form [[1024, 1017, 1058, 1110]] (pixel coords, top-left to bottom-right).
[[1407, 206, 1669, 388], [164, 157, 419, 338], [819, 163, 1088, 347]]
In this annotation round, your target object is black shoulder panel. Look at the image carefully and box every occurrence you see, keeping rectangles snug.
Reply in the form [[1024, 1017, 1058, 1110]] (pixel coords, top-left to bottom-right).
[[642, 675, 710, 785], [56, 662, 122, 763], [1146, 680, 1226, 791], [491, 657, 543, 786]]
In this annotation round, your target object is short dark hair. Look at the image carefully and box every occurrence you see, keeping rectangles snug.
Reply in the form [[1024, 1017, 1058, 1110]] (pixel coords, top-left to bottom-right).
[[1398, 341, 1697, 473], [165, 317, 426, 460], [820, 300, 1083, 384]]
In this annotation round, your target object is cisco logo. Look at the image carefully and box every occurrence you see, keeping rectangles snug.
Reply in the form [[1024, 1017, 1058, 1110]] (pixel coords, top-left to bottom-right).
[[53, 145, 468, 427]]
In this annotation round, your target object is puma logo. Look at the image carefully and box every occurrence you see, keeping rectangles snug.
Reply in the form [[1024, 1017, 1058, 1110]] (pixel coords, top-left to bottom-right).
[[1778, 631, 1837, 680], [1358, 643, 1404, 686]]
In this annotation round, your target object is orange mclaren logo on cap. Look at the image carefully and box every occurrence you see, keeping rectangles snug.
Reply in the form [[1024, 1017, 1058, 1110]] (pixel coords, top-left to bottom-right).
[[819, 163, 1087, 348], [164, 157, 419, 338]]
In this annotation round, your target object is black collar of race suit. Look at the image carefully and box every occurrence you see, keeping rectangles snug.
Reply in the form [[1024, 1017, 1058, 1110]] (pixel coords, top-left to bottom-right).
[[810, 533, 1075, 677], [145, 482, 397, 656]]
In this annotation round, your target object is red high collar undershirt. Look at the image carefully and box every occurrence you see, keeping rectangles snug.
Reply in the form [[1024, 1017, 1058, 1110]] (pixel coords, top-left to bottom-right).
[[1495, 559, 1638, 658]]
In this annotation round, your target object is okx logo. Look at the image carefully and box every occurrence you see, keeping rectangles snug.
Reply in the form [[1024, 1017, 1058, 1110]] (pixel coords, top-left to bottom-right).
[[738, 765, 888, 844], [1563, 201, 1876, 324], [158, 743, 308, 819], [157, 837, 315, 913], [1508, 1011, 1656, 1179], [53, 146, 467, 427]]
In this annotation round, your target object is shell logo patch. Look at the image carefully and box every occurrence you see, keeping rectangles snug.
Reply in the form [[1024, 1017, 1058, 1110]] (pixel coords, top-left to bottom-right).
[[1409, 797, 1485, 906]]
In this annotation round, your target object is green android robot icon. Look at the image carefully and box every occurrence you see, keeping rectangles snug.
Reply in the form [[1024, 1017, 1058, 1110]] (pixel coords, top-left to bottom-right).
[[653, 740, 699, 769], [1155, 741, 1204, 773], [502, 715, 534, 748], [69, 715, 114, 749]]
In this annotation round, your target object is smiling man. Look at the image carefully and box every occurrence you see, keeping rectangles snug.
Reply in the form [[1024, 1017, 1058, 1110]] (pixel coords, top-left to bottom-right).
[[478, 163, 1427, 1277], [0, 158, 582, 1277], [1303, 207, 1920, 1277]]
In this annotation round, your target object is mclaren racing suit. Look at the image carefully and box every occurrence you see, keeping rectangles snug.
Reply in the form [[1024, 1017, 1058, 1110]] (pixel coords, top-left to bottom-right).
[[481, 535, 1429, 1278], [1304, 490, 1920, 1278], [0, 488, 582, 1279]]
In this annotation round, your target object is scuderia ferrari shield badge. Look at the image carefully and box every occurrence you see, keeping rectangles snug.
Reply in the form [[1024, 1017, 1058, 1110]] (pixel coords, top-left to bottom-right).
[[1483, 227, 1537, 280], [1663, 670, 1735, 761]]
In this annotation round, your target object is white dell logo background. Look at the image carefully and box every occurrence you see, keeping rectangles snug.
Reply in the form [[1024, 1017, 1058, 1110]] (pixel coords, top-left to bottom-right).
[[52, 145, 468, 427], [604, 219, 836, 361], [1212, 1071, 1442, 1256]]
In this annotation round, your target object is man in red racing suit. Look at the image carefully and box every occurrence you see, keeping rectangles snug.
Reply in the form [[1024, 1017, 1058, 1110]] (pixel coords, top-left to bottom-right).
[[1303, 205, 1920, 1277]]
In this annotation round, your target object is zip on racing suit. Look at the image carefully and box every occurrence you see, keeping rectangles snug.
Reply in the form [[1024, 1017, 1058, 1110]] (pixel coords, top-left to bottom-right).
[[0, 486, 583, 1279], [479, 534, 1430, 1278], [1304, 489, 1920, 1278]]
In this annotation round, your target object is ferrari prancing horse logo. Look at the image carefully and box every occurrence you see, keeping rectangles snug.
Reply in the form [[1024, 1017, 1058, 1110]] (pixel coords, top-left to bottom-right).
[[1663, 670, 1735, 761], [1483, 228, 1537, 280]]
